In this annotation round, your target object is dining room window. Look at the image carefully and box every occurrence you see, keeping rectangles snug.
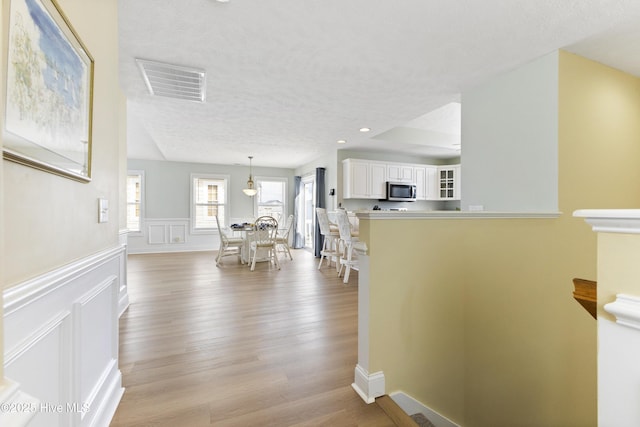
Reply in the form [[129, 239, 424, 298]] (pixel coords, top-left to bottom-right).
[[191, 174, 228, 231], [255, 177, 287, 223], [126, 171, 144, 233]]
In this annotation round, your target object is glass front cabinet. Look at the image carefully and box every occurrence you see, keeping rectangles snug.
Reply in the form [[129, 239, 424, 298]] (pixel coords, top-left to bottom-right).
[[437, 165, 461, 200]]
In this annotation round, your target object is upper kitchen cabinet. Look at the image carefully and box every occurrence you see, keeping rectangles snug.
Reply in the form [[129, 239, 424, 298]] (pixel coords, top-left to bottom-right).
[[343, 158, 460, 201], [414, 165, 438, 200], [387, 164, 414, 182], [343, 159, 387, 199], [437, 164, 461, 200]]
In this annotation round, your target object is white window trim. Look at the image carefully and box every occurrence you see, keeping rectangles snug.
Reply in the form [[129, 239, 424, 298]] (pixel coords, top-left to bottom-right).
[[254, 176, 288, 223], [127, 170, 145, 236], [190, 173, 230, 235]]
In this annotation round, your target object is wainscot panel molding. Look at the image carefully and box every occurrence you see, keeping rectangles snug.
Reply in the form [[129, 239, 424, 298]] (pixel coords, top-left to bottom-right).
[[3, 245, 126, 427], [128, 218, 219, 254], [118, 229, 130, 317]]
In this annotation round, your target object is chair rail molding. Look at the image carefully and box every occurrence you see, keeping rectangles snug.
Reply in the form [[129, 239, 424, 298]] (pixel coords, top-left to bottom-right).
[[605, 294, 640, 331]]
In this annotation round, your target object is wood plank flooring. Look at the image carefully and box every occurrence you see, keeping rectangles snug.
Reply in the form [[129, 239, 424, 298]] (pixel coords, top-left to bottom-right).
[[110, 249, 394, 426]]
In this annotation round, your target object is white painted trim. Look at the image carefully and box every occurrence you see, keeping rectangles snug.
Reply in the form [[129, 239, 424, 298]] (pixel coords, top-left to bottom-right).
[[118, 230, 130, 316], [605, 294, 640, 331], [127, 217, 218, 254], [0, 379, 39, 427], [356, 211, 561, 220], [390, 391, 460, 427], [573, 209, 640, 234], [356, 253, 370, 372], [351, 364, 385, 404], [79, 361, 123, 427], [3, 245, 125, 427], [3, 245, 125, 316]]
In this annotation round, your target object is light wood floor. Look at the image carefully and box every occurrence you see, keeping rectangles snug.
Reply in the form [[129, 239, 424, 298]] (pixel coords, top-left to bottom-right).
[[110, 249, 394, 426]]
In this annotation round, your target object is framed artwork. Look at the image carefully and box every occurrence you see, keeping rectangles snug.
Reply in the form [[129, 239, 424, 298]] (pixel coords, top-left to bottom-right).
[[3, 0, 94, 182]]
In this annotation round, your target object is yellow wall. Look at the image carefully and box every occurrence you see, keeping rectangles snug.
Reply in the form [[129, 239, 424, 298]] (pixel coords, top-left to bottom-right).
[[559, 51, 640, 316], [598, 233, 640, 320], [1, 0, 121, 386], [365, 217, 594, 426], [2, 0, 122, 288], [364, 52, 640, 426]]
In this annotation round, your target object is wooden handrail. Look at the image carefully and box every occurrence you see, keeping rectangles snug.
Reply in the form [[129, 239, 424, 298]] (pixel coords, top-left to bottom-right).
[[573, 278, 597, 319]]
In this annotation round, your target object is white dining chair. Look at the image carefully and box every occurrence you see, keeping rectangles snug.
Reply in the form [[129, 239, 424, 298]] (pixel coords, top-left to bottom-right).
[[335, 209, 359, 283], [215, 216, 244, 266], [248, 216, 281, 271], [276, 214, 294, 260], [316, 208, 340, 270]]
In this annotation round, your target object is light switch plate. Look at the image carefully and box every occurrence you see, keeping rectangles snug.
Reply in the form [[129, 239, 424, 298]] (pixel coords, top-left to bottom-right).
[[98, 198, 109, 223]]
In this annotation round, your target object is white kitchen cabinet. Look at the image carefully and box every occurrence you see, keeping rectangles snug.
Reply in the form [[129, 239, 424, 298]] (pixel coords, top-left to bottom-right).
[[437, 164, 461, 200], [343, 158, 459, 200], [343, 159, 387, 199], [413, 165, 438, 200], [387, 164, 414, 182], [414, 166, 426, 199], [370, 163, 387, 198]]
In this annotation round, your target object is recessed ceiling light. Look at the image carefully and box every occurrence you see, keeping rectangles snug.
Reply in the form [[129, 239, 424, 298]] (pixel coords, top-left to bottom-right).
[[337, 139, 347, 144], [359, 127, 371, 132]]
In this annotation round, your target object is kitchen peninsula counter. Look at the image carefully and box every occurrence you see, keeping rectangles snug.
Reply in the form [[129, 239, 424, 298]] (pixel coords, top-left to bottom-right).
[[354, 210, 561, 220]]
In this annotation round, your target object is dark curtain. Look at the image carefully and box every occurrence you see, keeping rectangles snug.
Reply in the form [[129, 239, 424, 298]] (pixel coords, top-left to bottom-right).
[[293, 176, 304, 249], [314, 167, 326, 257]]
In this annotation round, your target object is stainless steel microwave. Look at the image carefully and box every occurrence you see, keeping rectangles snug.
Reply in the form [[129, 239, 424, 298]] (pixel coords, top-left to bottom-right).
[[386, 182, 417, 201]]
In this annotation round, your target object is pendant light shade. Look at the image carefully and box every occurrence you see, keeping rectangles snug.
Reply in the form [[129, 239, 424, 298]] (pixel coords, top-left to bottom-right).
[[243, 156, 258, 196]]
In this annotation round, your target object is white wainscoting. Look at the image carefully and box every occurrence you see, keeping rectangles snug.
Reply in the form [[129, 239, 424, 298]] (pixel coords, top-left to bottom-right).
[[118, 229, 130, 316], [3, 245, 126, 427], [128, 218, 220, 254]]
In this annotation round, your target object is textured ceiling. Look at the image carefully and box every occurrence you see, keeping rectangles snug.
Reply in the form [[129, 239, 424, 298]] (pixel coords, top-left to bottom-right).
[[119, 0, 640, 168]]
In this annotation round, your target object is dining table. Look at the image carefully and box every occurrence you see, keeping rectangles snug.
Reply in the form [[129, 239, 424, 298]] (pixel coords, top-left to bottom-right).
[[230, 223, 255, 264]]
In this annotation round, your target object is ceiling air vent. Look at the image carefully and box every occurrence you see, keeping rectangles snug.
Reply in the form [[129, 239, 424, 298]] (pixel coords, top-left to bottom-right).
[[136, 59, 206, 102]]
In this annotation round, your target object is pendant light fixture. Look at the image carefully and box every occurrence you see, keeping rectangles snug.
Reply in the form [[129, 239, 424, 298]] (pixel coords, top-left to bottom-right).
[[243, 156, 258, 196]]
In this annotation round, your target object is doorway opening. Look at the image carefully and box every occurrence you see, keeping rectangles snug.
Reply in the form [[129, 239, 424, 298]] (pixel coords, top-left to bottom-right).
[[302, 175, 315, 250]]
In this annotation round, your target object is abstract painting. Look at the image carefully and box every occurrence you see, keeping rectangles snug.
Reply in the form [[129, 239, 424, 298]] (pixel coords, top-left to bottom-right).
[[4, 0, 94, 181]]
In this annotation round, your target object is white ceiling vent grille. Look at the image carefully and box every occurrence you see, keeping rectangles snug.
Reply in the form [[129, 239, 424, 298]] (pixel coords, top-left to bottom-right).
[[136, 59, 206, 102]]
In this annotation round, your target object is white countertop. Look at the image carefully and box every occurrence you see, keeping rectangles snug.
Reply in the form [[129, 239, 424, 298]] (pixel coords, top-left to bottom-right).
[[354, 210, 561, 220]]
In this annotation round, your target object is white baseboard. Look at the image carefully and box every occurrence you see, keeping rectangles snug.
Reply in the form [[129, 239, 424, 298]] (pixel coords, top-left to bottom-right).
[[390, 391, 460, 427], [351, 364, 385, 404], [0, 379, 39, 427], [82, 363, 124, 427]]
